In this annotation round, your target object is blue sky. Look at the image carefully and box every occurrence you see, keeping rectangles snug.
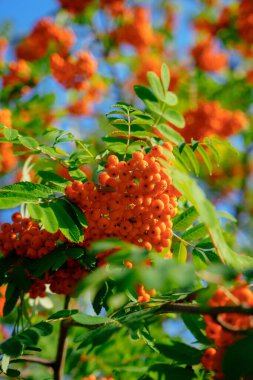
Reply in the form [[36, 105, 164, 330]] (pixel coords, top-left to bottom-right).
[[0, 0, 199, 57]]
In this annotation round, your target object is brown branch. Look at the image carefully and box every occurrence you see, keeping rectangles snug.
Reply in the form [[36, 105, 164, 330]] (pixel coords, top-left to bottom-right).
[[53, 296, 70, 380], [66, 302, 253, 330], [11, 356, 54, 367], [157, 302, 253, 316]]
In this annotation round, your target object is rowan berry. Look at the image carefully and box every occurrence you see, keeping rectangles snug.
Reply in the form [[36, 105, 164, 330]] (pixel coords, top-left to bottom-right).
[[11, 212, 22, 223]]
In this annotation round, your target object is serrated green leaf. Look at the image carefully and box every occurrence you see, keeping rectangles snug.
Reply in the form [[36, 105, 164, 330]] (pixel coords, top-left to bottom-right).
[[163, 91, 178, 106], [37, 171, 71, 187], [134, 85, 157, 102], [181, 314, 210, 345], [72, 313, 113, 325], [147, 71, 164, 98], [161, 63, 170, 92], [156, 124, 184, 144], [18, 136, 39, 150], [164, 110, 185, 128], [173, 207, 199, 232], [217, 210, 237, 223], [48, 309, 78, 320], [173, 242, 188, 263], [156, 341, 202, 365], [0, 182, 55, 209], [181, 223, 208, 241], [197, 144, 212, 175], [50, 198, 83, 242], [2, 128, 18, 141], [181, 145, 200, 176]]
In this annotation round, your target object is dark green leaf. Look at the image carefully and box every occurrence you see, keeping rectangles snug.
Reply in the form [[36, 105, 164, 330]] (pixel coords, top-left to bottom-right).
[[48, 309, 78, 320], [134, 85, 157, 102], [156, 341, 202, 365], [1, 337, 23, 357]]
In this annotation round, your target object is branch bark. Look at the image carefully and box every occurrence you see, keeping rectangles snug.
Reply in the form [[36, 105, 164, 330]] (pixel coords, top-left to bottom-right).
[[53, 296, 70, 380]]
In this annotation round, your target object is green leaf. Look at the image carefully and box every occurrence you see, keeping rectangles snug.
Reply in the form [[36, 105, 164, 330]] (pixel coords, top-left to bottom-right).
[[66, 201, 88, 228], [134, 85, 157, 102], [18, 329, 39, 346], [147, 71, 164, 98], [164, 110, 185, 128], [149, 364, 195, 380], [223, 333, 253, 380], [5, 369, 21, 377], [67, 247, 85, 259], [92, 282, 109, 315], [181, 314, 210, 345], [0, 182, 55, 209], [3, 284, 19, 316], [49, 309, 78, 320], [37, 171, 71, 187], [77, 324, 120, 349], [181, 223, 208, 241], [27, 203, 59, 233], [161, 63, 170, 92], [156, 123, 184, 144], [164, 91, 178, 106], [206, 142, 221, 165], [181, 145, 200, 176], [1, 354, 10, 373], [217, 210, 237, 223], [28, 245, 68, 277], [33, 322, 53, 336], [18, 136, 39, 150], [171, 168, 253, 269], [197, 144, 212, 175], [50, 198, 83, 242], [156, 341, 202, 365], [72, 313, 113, 325], [1, 337, 23, 357], [173, 243, 188, 263], [173, 207, 198, 232], [2, 128, 18, 141]]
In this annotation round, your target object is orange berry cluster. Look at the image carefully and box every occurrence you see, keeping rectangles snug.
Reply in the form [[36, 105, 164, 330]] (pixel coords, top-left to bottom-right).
[[49, 259, 86, 295], [237, 0, 253, 45], [134, 55, 180, 93], [191, 38, 228, 73], [58, 0, 92, 14], [201, 283, 253, 379], [16, 18, 75, 62], [0, 37, 7, 63], [68, 79, 106, 116], [0, 285, 6, 317], [0, 212, 58, 259], [65, 145, 179, 257], [100, 0, 125, 16], [2, 60, 33, 93], [181, 101, 247, 142], [0, 213, 86, 298], [193, 7, 231, 37], [0, 109, 17, 174], [50, 52, 97, 90], [112, 6, 154, 52], [136, 284, 156, 303]]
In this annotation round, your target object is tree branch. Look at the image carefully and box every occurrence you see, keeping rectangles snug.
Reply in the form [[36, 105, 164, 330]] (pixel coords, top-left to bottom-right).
[[53, 296, 70, 380], [157, 302, 253, 316], [11, 356, 54, 367]]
